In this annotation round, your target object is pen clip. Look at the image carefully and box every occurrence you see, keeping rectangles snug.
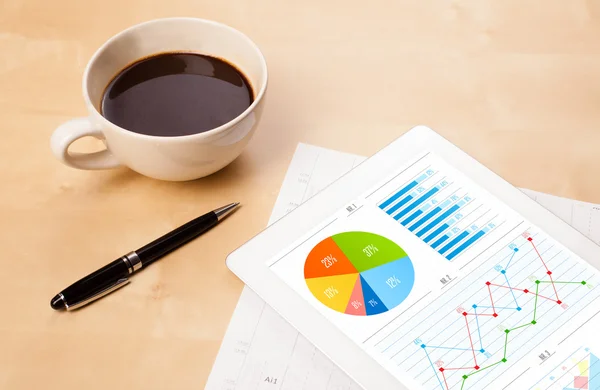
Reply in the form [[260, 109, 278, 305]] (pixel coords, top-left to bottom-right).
[[65, 277, 130, 311]]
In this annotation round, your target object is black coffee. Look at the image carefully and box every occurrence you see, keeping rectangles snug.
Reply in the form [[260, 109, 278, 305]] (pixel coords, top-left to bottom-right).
[[101, 52, 253, 136]]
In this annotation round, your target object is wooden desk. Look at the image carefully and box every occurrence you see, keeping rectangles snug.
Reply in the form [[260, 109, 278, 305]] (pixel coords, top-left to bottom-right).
[[2, 1, 600, 388]]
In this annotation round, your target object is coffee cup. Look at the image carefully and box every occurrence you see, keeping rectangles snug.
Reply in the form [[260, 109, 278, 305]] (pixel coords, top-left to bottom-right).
[[50, 17, 268, 181]]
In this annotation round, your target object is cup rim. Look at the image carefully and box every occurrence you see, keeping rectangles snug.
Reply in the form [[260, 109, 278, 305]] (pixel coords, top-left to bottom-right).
[[82, 16, 268, 142]]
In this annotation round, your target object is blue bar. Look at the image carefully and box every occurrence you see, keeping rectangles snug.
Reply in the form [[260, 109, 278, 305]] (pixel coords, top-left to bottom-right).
[[409, 206, 443, 232], [379, 181, 418, 209], [432, 235, 449, 249], [394, 187, 439, 220], [439, 231, 470, 254], [446, 230, 486, 260], [416, 203, 461, 237], [401, 210, 423, 226], [387, 195, 413, 215], [424, 223, 448, 243]]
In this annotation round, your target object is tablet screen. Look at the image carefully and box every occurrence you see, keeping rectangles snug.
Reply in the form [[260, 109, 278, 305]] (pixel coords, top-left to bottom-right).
[[266, 151, 600, 390]]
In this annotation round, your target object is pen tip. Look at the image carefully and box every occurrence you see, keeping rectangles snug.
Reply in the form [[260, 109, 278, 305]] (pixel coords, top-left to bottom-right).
[[214, 203, 240, 221]]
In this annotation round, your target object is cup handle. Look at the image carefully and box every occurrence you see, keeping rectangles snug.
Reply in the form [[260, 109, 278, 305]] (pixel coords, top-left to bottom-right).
[[50, 117, 121, 170]]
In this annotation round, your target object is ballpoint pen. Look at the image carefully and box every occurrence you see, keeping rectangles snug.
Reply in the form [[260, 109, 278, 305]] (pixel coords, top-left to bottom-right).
[[50, 202, 240, 311]]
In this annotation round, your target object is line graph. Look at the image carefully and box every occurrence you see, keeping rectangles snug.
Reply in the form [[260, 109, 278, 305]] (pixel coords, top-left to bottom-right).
[[419, 234, 587, 390], [375, 228, 600, 390]]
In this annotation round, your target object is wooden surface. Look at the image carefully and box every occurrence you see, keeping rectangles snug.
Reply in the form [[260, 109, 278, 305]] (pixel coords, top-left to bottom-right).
[[2, 0, 600, 389]]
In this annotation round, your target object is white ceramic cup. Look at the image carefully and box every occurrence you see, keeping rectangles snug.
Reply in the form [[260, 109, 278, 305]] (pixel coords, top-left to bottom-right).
[[50, 17, 267, 181]]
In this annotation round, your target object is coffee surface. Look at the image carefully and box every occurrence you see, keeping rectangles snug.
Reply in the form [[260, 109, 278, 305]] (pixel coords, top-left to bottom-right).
[[101, 52, 253, 136]]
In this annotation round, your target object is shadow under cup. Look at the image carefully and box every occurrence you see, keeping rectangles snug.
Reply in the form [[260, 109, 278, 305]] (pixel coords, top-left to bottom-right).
[[82, 18, 267, 180]]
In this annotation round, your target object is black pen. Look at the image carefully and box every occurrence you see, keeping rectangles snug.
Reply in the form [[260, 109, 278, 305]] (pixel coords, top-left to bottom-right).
[[50, 202, 240, 311]]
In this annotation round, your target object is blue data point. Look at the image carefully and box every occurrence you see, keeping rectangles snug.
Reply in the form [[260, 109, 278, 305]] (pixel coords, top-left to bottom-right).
[[421, 344, 426, 348], [472, 304, 477, 309], [480, 349, 485, 353], [501, 270, 506, 274], [514, 248, 519, 252], [516, 307, 522, 311]]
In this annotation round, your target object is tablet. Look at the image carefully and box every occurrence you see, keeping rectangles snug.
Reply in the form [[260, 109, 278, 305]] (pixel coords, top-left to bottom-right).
[[226, 126, 600, 390]]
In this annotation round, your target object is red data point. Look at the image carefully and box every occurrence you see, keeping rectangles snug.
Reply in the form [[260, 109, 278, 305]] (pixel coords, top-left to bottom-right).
[[493, 313, 498, 317], [486, 281, 491, 286], [475, 366, 480, 370], [527, 237, 533, 241], [439, 368, 445, 372], [547, 271, 552, 275], [463, 312, 468, 316], [523, 289, 529, 293], [557, 300, 562, 305]]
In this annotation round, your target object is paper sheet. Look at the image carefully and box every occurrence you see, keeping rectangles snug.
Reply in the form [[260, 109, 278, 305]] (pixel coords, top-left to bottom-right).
[[205, 143, 600, 390]]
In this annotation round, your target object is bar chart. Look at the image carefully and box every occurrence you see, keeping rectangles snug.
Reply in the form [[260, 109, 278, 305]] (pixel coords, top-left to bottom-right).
[[377, 165, 504, 261]]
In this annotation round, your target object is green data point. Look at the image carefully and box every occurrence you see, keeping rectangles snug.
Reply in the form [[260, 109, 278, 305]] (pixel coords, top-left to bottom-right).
[[582, 281, 587, 285], [531, 320, 537, 324], [504, 329, 510, 334], [463, 375, 468, 379], [502, 358, 507, 363], [535, 280, 541, 284]]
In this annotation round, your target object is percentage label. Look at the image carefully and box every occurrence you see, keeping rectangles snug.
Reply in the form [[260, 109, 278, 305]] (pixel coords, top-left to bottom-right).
[[386, 275, 401, 288], [350, 300, 363, 309], [320, 254, 337, 268], [324, 286, 339, 299], [368, 299, 378, 307], [363, 244, 379, 257]]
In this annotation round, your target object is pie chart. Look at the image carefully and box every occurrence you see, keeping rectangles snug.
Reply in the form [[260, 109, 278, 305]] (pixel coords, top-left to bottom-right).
[[304, 231, 415, 316]]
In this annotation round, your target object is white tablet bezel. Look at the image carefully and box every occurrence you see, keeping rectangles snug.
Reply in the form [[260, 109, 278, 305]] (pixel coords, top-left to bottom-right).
[[226, 126, 600, 389]]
